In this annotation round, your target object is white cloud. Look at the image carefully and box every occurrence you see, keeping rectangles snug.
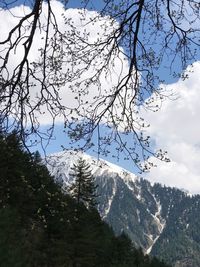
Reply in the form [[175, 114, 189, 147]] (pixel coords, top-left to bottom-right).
[[1, 1, 134, 127], [143, 62, 200, 194], [3, 2, 200, 195]]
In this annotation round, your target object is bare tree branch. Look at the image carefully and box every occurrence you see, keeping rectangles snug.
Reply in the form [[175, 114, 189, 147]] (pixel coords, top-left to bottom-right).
[[0, 0, 199, 170]]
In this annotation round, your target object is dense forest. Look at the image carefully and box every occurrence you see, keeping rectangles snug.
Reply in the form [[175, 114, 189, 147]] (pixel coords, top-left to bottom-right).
[[0, 132, 171, 267]]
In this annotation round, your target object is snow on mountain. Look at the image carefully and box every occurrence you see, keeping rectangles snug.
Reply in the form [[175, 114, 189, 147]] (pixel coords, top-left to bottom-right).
[[146, 194, 166, 254], [46, 150, 165, 253], [45, 150, 200, 267], [46, 149, 137, 187], [46, 150, 139, 222]]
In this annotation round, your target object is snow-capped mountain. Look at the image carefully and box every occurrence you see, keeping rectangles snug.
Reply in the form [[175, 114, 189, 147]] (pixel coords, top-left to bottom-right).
[[46, 150, 137, 186], [46, 150, 200, 267]]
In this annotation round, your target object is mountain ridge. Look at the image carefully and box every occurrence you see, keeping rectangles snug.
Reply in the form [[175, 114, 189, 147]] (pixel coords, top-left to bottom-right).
[[46, 150, 170, 252], [46, 150, 200, 267], [47, 149, 138, 187]]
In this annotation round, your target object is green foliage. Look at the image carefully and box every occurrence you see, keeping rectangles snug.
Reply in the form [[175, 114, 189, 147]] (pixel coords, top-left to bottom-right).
[[151, 183, 200, 266], [68, 158, 98, 209], [0, 132, 171, 267]]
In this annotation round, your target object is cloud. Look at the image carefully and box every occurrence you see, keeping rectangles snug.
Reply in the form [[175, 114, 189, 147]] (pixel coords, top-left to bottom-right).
[[3, 1, 200, 195], [143, 62, 200, 194], [1, 1, 134, 128]]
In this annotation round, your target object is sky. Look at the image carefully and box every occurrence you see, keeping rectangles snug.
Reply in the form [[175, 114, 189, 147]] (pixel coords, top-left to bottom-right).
[[1, 0, 200, 194], [143, 62, 200, 194]]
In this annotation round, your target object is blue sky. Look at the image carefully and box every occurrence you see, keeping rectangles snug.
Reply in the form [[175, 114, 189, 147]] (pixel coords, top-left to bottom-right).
[[5, 0, 194, 86], [1, 0, 200, 193]]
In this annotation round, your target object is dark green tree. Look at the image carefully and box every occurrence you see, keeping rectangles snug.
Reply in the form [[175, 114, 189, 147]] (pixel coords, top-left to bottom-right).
[[69, 158, 98, 209], [0, 132, 171, 267]]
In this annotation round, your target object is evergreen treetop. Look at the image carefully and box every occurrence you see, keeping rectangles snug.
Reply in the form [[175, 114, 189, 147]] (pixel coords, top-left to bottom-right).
[[68, 158, 98, 209], [0, 132, 171, 267]]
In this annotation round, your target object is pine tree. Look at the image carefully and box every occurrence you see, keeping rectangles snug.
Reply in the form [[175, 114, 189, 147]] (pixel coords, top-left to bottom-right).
[[0, 132, 171, 267], [68, 158, 98, 209]]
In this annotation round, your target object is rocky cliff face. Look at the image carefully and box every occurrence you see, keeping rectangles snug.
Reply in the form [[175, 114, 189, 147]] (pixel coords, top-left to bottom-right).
[[46, 150, 200, 266]]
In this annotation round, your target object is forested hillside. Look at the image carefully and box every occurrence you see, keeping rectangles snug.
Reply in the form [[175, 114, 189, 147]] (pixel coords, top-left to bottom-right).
[[0, 132, 170, 267], [47, 150, 200, 267]]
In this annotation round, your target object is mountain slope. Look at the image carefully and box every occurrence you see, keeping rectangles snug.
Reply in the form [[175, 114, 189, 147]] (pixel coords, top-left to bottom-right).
[[0, 133, 171, 267], [46, 150, 200, 267]]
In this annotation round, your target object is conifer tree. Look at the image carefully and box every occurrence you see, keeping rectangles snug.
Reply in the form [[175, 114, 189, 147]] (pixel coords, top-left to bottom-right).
[[0, 132, 171, 267], [69, 158, 98, 209]]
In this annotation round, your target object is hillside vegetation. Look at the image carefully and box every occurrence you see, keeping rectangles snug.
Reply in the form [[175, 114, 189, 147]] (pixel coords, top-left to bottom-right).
[[0, 132, 170, 267]]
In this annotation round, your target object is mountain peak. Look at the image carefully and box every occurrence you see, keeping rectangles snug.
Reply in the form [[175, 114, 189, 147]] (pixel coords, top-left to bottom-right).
[[45, 149, 200, 267], [46, 149, 137, 186]]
